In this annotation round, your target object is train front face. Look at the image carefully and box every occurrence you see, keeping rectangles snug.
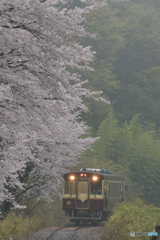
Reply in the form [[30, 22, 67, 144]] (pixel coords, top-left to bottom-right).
[[62, 171, 104, 222]]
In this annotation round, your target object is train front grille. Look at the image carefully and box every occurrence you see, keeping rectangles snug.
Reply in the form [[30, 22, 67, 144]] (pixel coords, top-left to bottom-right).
[[76, 199, 88, 209]]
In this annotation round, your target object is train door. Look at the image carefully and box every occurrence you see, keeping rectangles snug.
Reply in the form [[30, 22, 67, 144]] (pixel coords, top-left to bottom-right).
[[104, 180, 108, 212], [76, 179, 90, 209]]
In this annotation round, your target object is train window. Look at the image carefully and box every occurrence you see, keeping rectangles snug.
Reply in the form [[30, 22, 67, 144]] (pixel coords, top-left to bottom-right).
[[91, 182, 102, 195], [65, 181, 76, 194], [78, 181, 88, 194], [109, 182, 122, 198]]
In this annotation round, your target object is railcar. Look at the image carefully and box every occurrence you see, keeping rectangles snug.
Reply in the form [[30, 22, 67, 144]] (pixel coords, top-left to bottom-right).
[[62, 167, 126, 224]]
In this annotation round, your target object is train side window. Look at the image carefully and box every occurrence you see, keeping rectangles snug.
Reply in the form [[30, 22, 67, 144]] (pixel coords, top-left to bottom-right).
[[65, 181, 76, 194], [109, 182, 121, 198]]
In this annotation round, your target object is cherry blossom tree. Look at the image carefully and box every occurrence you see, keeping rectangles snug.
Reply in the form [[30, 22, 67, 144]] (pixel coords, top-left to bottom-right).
[[0, 0, 114, 213]]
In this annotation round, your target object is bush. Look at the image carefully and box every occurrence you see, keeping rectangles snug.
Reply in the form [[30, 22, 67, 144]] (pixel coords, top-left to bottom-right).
[[0, 196, 66, 240], [0, 212, 29, 240], [102, 198, 160, 240]]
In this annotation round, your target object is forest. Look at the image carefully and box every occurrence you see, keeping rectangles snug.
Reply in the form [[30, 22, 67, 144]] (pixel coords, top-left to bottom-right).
[[80, 0, 160, 237], [0, 0, 160, 239], [79, 0, 160, 207]]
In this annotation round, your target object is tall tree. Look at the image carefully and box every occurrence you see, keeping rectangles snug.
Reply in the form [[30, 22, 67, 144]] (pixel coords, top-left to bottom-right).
[[81, 1, 160, 127], [0, 0, 109, 213]]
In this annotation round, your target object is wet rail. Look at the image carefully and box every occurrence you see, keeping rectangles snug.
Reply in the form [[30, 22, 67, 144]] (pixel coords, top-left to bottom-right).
[[43, 224, 95, 240]]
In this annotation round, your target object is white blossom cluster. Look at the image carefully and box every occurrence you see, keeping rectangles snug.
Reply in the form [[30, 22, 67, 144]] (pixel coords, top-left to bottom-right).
[[0, 0, 114, 212]]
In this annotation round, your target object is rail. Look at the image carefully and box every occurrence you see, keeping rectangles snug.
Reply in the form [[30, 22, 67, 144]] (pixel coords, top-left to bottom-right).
[[43, 224, 93, 240]]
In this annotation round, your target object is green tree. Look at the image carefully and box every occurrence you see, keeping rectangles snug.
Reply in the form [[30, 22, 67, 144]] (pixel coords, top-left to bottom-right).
[[110, 2, 160, 125], [82, 1, 160, 128], [79, 0, 160, 206], [92, 111, 119, 160], [81, 113, 160, 206], [129, 131, 160, 206]]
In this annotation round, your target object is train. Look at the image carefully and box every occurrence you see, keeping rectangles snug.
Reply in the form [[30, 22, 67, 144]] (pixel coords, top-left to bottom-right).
[[62, 167, 127, 224]]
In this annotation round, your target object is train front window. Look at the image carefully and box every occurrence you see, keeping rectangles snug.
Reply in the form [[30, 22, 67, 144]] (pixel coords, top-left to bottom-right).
[[65, 181, 76, 194], [91, 182, 102, 195], [78, 181, 88, 194]]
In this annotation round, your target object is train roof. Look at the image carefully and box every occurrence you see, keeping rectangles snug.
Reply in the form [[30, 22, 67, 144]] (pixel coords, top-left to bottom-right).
[[80, 167, 112, 174], [63, 168, 125, 181]]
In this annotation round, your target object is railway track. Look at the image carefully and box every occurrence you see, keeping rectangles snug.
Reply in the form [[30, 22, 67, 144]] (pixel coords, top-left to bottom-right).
[[43, 224, 94, 240]]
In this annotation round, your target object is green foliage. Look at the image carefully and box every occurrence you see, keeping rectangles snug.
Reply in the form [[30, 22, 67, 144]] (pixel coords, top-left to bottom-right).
[[81, 99, 112, 136], [133, 67, 160, 125], [85, 5, 126, 63], [102, 198, 160, 240], [80, 0, 160, 128], [90, 113, 143, 164], [79, 0, 160, 213], [92, 111, 119, 160], [83, 62, 119, 102], [0, 212, 29, 240], [131, 0, 160, 9], [129, 130, 160, 206], [110, 2, 160, 124], [80, 113, 160, 206], [0, 197, 66, 240]]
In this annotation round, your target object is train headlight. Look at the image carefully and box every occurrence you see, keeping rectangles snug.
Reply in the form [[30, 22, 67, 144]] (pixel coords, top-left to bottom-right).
[[70, 175, 75, 180], [92, 176, 98, 181]]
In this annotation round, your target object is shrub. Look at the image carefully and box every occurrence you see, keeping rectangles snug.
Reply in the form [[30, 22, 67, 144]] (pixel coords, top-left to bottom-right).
[[102, 198, 160, 240], [0, 212, 29, 240], [0, 196, 66, 240]]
